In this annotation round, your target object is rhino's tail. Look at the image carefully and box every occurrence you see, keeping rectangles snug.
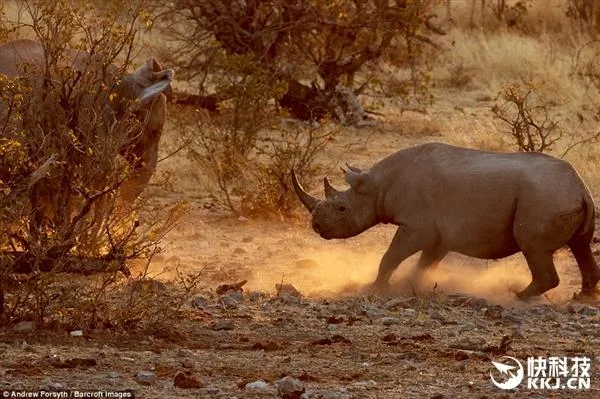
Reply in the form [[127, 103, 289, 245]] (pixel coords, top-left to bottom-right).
[[579, 193, 596, 239]]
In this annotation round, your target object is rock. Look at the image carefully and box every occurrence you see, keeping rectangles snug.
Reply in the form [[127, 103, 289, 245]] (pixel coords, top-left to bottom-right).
[[451, 336, 488, 351], [70, 330, 83, 337], [136, 371, 156, 385], [276, 283, 303, 298], [49, 357, 97, 369], [13, 321, 34, 333], [238, 216, 249, 222], [380, 317, 400, 326], [430, 310, 447, 322], [212, 319, 235, 331], [216, 280, 247, 295], [245, 379, 269, 391], [219, 292, 241, 309], [242, 236, 253, 243], [471, 297, 489, 309], [484, 305, 503, 319], [276, 376, 305, 398], [381, 333, 398, 344], [234, 247, 247, 254], [364, 306, 386, 318], [278, 294, 302, 305], [190, 296, 208, 309], [107, 371, 120, 379], [247, 291, 269, 302], [579, 305, 599, 316], [174, 370, 204, 389]]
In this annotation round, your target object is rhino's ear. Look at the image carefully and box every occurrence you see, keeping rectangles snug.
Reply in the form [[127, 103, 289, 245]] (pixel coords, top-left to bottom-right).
[[344, 169, 373, 194], [131, 58, 174, 105]]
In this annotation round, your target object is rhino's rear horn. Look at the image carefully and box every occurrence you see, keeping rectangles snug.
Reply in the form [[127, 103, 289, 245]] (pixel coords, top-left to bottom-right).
[[345, 163, 362, 173], [291, 171, 320, 212], [323, 177, 341, 198]]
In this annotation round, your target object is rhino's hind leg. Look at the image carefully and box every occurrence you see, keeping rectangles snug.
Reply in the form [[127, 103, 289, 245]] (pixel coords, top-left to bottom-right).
[[518, 250, 560, 300], [568, 235, 600, 294]]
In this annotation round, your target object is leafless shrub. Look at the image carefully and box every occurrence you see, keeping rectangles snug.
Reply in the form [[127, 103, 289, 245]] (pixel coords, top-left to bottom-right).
[[492, 82, 600, 156], [0, 0, 183, 326]]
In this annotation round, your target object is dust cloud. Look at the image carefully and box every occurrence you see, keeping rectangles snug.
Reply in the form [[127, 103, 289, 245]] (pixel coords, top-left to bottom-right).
[[245, 246, 583, 306]]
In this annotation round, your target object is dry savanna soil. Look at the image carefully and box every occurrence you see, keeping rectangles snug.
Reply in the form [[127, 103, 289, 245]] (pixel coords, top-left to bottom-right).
[[4, 3, 600, 397]]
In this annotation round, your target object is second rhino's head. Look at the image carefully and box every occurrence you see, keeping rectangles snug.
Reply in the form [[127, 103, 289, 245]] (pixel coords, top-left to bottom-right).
[[292, 167, 379, 239]]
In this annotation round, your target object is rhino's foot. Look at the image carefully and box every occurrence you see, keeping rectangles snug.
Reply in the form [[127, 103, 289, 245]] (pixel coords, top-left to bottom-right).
[[573, 288, 600, 302]]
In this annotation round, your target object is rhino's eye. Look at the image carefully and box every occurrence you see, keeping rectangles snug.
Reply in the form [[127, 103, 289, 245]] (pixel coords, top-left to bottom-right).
[[338, 205, 346, 212]]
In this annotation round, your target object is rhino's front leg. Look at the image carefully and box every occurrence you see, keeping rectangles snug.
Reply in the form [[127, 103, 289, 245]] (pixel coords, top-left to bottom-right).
[[372, 226, 425, 290]]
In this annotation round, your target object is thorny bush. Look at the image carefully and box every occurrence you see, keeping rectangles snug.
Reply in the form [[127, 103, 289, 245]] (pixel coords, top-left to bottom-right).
[[0, 0, 186, 328]]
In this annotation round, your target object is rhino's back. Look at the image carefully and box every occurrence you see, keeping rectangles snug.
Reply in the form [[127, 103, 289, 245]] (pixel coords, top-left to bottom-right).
[[374, 143, 591, 258], [0, 39, 46, 76]]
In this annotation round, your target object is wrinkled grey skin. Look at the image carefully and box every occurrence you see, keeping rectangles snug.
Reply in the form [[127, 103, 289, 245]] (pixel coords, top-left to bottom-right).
[[0, 39, 174, 204], [293, 142, 600, 299]]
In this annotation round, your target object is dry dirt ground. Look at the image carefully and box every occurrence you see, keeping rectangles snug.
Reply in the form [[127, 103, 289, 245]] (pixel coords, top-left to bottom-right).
[[3, 83, 600, 398]]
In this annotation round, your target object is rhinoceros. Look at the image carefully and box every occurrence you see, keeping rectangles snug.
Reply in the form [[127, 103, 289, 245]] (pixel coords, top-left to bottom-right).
[[0, 39, 174, 204], [292, 142, 600, 299]]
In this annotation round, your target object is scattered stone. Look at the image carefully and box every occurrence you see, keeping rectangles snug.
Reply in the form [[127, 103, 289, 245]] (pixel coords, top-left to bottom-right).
[[484, 305, 504, 319], [455, 350, 470, 361], [365, 306, 386, 318], [310, 335, 352, 345], [216, 280, 247, 295], [471, 297, 489, 309], [430, 310, 448, 323], [579, 305, 599, 316], [353, 380, 377, 389], [276, 283, 303, 298], [212, 319, 235, 331], [295, 259, 319, 269], [233, 247, 247, 254], [251, 341, 281, 351], [409, 333, 434, 341], [276, 376, 305, 398], [190, 296, 208, 309], [451, 336, 488, 351], [70, 330, 83, 337], [380, 317, 400, 326], [107, 372, 120, 379], [13, 321, 34, 333], [247, 290, 269, 302], [49, 357, 97, 369], [383, 298, 408, 310], [326, 315, 345, 324], [174, 370, 204, 389], [136, 371, 156, 386], [120, 356, 135, 362], [245, 379, 269, 391], [402, 308, 417, 316], [219, 293, 241, 309], [381, 333, 398, 344], [242, 236, 253, 243], [503, 313, 524, 324], [238, 216, 249, 222], [278, 294, 302, 305]]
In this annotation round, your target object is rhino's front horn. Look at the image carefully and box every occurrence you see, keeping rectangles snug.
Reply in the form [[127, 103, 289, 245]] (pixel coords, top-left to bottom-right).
[[323, 177, 341, 198], [291, 171, 320, 212]]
